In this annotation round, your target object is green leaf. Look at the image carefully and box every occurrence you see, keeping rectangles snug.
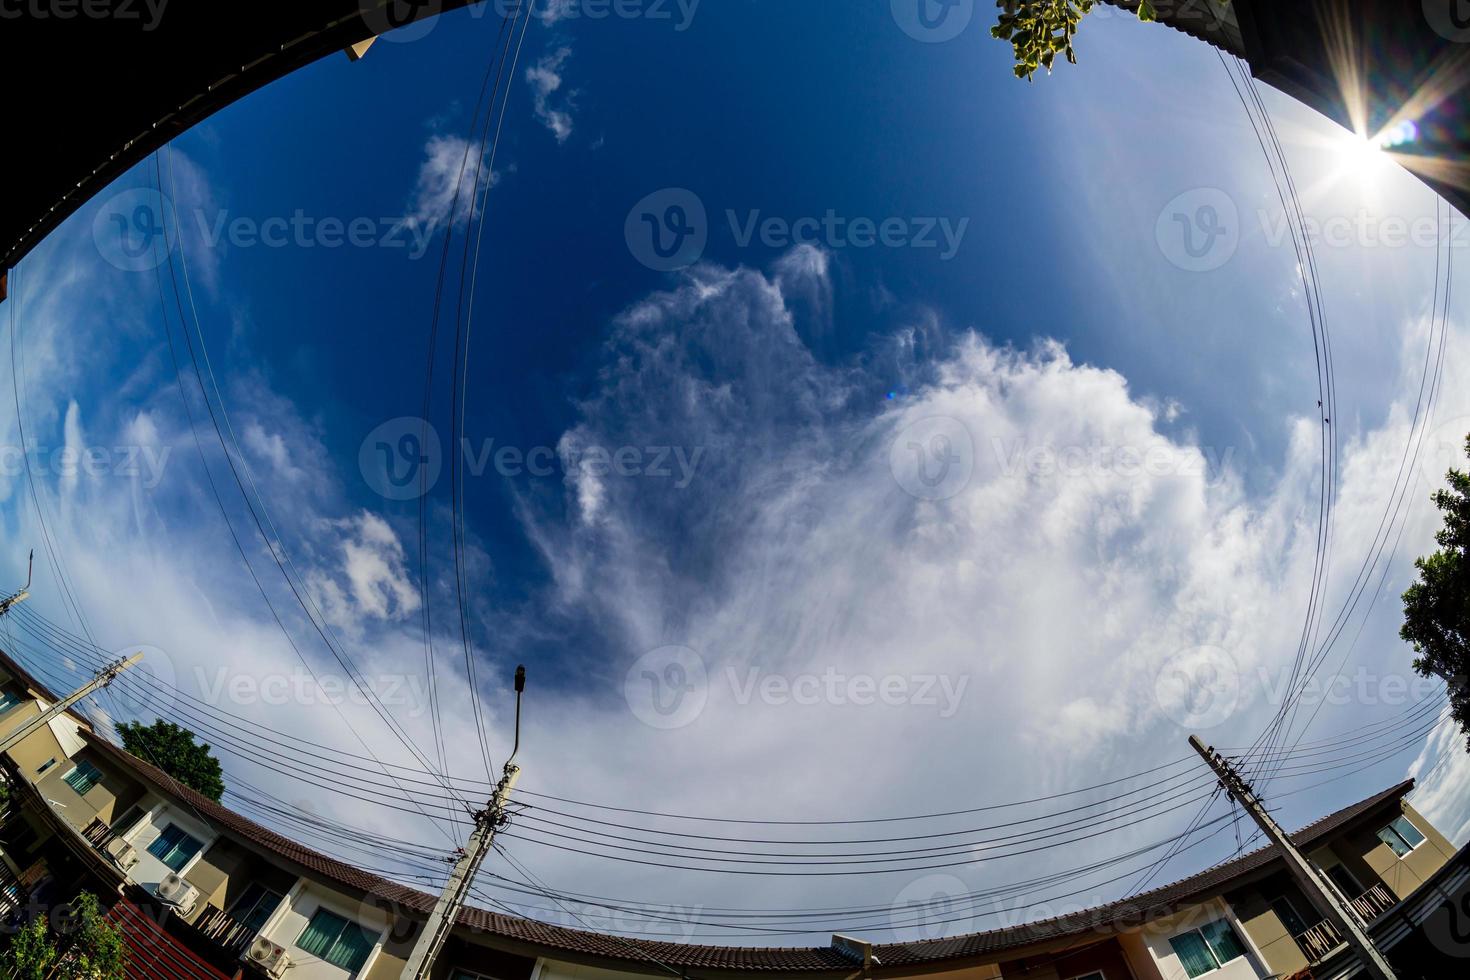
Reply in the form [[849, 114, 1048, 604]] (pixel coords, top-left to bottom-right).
[[1137, 0, 1158, 22]]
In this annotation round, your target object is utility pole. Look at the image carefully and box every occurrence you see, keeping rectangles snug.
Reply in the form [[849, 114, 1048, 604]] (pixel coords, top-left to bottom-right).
[[0, 654, 143, 756], [0, 550, 33, 616], [402, 665, 526, 980], [1189, 736, 1398, 980]]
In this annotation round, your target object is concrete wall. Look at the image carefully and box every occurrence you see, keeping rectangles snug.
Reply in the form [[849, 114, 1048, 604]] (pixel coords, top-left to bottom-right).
[[33, 745, 149, 833], [1341, 800, 1456, 902], [121, 799, 219, 896], [1133, 899, 1268, 980], [1223, 877, 1310, 978], [258, 878, 391, 980]]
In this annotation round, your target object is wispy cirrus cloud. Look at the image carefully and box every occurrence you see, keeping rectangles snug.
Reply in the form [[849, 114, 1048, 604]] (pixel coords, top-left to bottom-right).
[[526, 46, 576, 143]]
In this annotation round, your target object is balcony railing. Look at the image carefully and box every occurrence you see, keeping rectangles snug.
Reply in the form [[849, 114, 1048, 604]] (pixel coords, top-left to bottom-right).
[[82, 816, 120, 851], [192, 904, 257, 959], [1294, 919, 1343, 961], [1289, 884, 1398, 963], [1349, 881, 1395, 922]]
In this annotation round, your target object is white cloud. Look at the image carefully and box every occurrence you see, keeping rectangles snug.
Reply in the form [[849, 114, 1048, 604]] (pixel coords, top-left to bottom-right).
[[405, 134, 498, 235], [526, 47, 575, 143]]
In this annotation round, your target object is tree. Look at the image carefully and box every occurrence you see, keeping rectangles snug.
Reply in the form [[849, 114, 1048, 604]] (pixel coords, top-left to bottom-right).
[[115, 719, 225, 802], [1, 893, 127, 980], [990, 1, 1159, 81], [1401, 433, 1470, 750]]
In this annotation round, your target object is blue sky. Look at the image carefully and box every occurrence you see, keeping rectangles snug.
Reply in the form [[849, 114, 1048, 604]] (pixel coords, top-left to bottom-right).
[[2, 0, 1468, 944]]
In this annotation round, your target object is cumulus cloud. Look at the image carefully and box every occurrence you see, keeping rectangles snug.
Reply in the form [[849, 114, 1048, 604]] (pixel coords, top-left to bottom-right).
[[526, 47, 575, 143]]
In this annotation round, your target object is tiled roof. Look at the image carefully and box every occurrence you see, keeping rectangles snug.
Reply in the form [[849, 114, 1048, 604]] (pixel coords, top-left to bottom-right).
[[78, 729, 1413, 973]]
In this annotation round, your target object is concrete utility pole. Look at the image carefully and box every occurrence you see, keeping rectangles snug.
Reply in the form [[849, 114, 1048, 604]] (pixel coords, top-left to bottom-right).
[[0, 654, 143, 756], [402, 665, 526, 980], [1189, 736, 1398, 980]]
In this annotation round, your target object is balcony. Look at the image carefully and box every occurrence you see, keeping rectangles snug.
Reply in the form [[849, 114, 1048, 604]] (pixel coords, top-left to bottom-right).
[[190, 903, 258, 960], [1348, 881, 1395, 922], [1287, 883, 1399, 962]]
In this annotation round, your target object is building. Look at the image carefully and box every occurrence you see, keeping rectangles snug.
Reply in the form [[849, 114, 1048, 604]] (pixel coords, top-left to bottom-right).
[[1, 650, 1467, 980]]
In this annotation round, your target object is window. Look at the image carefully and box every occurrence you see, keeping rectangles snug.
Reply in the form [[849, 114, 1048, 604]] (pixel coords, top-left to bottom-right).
[[1325, 863, 1361, 897], [61, 760, 103, 795], [145, 823, 203, 872], [35, 758, 56, 775], [1063, 972, 1105, 980], [1376, 815, 1426, 857], [0, 688, 23, 714], [1168, 918, 1247, 978], [228, 883, 284, 933], [110, 806, 147, 839], [1270, 896, 1309, 936], [296, 907, 380, 973]]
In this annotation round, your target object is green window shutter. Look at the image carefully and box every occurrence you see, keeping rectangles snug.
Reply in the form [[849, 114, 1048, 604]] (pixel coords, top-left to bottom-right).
[[62, 760, 103, 795], [325, 923, 380, 972], [1168, 930, 1219, 978], [1200, 917, 1247, 965], [1390, 815, 1425, 848], [297, 908, 348, 959], [146, 824, 203, 871]]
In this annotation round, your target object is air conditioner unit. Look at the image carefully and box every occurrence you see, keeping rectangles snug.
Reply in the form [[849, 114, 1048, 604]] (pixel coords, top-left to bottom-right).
[[155, 872, 198, 916], [102, 838, 138, 872], [244, 937, 290, 978]]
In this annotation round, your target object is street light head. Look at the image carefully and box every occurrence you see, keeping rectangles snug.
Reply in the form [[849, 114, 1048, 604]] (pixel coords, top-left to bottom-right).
[[514, 665, 526, 693]]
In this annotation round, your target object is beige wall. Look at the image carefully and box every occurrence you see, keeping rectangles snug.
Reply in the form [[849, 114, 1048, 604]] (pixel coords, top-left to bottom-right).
[[1356, 800, 1456, 901], [33, 746, 148, 832], [1224, 882, 1309, 977], [1, 702, 68, 781]]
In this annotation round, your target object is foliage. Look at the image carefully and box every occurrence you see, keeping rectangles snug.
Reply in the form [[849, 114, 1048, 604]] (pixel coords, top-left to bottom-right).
[[1401, 434, 1470, 750], [116, 719, 225, 802], [54, 893, 127, 980], [3, 916, 57, 980], [1, 893, 126, 980], [990, 1, 1158, 80]]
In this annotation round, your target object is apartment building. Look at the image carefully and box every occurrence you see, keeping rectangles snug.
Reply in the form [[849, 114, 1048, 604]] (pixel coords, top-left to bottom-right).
[[0, 652, 1466, 980]]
